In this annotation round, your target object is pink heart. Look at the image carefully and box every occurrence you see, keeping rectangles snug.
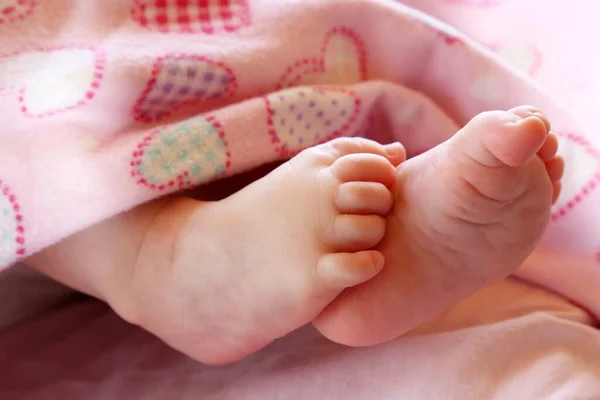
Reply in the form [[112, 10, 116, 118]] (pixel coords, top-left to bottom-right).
[[130, 114, 231, 191], [131, 0, 250, 34], [0, 180, 25, 269], [265, 87, 362, 157], [276, 27, 367, 90], [0, 0, 36, 25], [0, 45, 105, 118], [132, 54, 237, 123], [551, 133, 600, 222]]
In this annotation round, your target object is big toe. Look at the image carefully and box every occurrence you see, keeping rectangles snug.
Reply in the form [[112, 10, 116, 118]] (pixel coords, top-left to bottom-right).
[[454, 106, 550, 168]]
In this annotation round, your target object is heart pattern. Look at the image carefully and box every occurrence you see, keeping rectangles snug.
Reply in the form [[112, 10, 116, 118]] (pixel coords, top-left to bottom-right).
[[551, 133, 600, 222], [0, 45, 105, 117], [276, 27, 367, 90], [265, 87, 361, 156], [131, 114, 231, 191], [131, 0, 250, 34], [132, 54, 237, 123], [0, 180, 25, 269], [491, 43, 541, 76], [0, 0, 36, 25]]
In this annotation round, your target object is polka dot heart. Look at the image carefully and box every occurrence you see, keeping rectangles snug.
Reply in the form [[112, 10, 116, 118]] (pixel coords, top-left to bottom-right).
[[131, 0, 250, 34], [131, 115, 231, 191], [277, 27, 367, 90], [0, 46, 105, 117], [0, 180, 25, 269], [265, 87, 361, 156], [0, 0, 36, 25], [552, 133, 600, 222], [132, 54, 237, 123]]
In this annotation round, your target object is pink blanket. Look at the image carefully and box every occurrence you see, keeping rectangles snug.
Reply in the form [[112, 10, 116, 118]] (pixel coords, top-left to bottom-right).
[[1, 0, 599, 318], [0, 0, 599, 397]]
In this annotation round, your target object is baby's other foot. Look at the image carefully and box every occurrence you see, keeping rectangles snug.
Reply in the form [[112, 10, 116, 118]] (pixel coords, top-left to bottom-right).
[[313, 106, 563, 346], [126, 137, 405, 364]]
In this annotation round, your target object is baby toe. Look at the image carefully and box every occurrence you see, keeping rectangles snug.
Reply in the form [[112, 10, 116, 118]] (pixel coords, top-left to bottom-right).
[[329, 153, 397, 187], [317, 251, 385, 289], [546, 156, 565, 183], [325, 137, 406, 166], [328, 214, 386, 251], [552, 182, 562, 205], [537, 133, 559, 162], [336, 182, 393, 215]]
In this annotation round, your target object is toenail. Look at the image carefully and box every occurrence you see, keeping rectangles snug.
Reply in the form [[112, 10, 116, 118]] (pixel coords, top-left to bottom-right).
[[385, 142, 404, 156], [517, 109, 551, 131], [532, 112, 551, 131], [506, 113, 523, 124], [523, 114, 551, 133]]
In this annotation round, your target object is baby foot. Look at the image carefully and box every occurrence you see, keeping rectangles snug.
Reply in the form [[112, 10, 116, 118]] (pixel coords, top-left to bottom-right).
[[124, 137, 406, 364], [313, 106, 563, 346]]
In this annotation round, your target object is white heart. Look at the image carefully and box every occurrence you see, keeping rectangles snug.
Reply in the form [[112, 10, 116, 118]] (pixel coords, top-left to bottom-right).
[[552, 133, 600, 220], [277, 27, 366, 89], [0, 47, 103, 116]]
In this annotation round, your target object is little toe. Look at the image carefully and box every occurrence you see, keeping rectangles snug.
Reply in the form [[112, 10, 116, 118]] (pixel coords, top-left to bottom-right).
[[382, 142, 407, 166], [317, 251, 384, 289], [537, 133, 559, 162], [336, 182, 393, 215], [329, 214, 386, 251], [329, 153, 397, 187], [546, 156, 565, 183]]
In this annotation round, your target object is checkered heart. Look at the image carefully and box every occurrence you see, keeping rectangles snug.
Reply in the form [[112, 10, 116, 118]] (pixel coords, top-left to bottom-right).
[[131, 0, 250, 34], [130, 115, 231, 190]]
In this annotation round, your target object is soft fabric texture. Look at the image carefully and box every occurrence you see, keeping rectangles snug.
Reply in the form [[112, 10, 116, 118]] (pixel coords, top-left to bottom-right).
[[1, 275, 599, 398], [0, 0, 599, 397], [1, 0, 599, 319]]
